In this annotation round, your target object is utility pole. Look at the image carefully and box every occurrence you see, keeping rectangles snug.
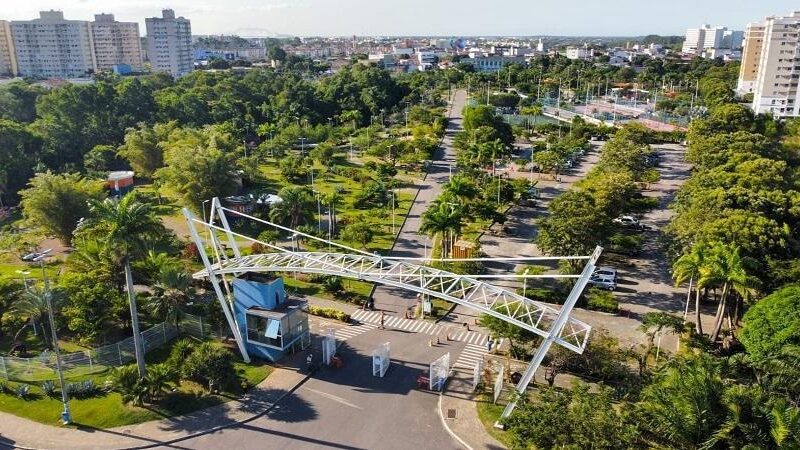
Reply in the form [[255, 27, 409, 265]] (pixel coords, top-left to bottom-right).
[[23, 249, 71, 425]]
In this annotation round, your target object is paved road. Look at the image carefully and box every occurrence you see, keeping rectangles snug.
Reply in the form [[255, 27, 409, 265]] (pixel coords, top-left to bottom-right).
[[183, 322, 469, 450], [372, 89, 468, 314]]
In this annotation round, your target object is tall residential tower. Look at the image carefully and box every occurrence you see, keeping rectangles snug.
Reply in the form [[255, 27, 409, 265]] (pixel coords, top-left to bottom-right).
[[737, 11, 800, 117], [0, 21, 16, 76], [10, 11, 95, 78], [145, 9, 192, 78], [91, 14, 143, 72]]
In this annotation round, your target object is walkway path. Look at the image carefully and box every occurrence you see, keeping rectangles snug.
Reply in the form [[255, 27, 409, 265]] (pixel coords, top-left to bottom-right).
[[372, 89, 467, 314]]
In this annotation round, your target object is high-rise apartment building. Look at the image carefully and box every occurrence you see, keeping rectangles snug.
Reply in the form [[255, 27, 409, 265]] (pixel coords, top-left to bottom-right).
[[91, 14, 143, 72], [737, 11, 800, 117], [146, 9, 192, 78], [683, 25, 743, 58], [0, 21, 17, 76], [10, 11, 95, 78]]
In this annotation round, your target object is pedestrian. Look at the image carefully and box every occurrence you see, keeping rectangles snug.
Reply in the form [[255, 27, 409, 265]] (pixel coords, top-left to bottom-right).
[[379, 310, 385, 329], [486, 336, 492, 353]]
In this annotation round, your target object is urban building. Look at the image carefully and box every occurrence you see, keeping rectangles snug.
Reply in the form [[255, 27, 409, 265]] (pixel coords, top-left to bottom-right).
[[146, 9, 192, 77], [463, 55, 525, 72], [90, 14, 143, 72], [737, 11, 800, 117], [683, 24, 743, 58], [10, 11, 95, 78], [0, 21, 16, 76], [565, 46, 594, 60]]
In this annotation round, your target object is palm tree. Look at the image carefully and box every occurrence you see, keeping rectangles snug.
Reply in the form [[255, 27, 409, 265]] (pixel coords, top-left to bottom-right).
[[322, 191, 342, 237], [420, 203, 463, 258], [269, 186, 314, 229], [702, 243, 757, 342], [11, 286, 62, 348], [149, 266, 192, 328], [443, 176, 478, 204], [82, 194, 164, 377], [673, 242, 709, 335]]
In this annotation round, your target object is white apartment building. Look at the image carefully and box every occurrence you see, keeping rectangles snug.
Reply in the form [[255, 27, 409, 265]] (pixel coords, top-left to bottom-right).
[[0, 21, 17, 76], [91, 14, 143, 72], [565, 46, 593, 60], [683, 25, 743, 58], [738, 11, 800, 117], [146, 9, 192, 77], [10, 11, 95, 78]]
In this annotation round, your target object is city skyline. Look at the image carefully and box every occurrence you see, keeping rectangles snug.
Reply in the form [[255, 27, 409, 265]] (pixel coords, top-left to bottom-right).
[[1, 0, 795, 37]]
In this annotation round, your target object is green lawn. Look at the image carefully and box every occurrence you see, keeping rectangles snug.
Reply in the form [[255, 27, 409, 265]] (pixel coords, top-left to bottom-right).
[[0, 336, 273, 429], [475, 392, 515, 449]]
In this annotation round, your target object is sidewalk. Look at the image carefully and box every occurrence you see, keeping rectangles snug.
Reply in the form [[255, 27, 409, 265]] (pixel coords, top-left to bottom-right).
[[0, 360, 311, 449], [439, 374, 504, 450]]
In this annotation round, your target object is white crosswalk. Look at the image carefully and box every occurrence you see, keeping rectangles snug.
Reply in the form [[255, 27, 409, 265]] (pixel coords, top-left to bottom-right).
[[452, 343, 488, 372], [331, 322, 377, 341], [350, 309, 489, 345]]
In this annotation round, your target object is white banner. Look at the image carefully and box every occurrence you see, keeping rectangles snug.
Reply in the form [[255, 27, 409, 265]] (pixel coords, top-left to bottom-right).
[[322, 328, 336, 366], [493, 366, 504, 404], [372, 342, 390, 377], [472, 359, 483, 393]]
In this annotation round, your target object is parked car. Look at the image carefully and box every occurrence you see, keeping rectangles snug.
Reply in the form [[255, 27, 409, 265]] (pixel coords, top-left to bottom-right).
[[613, 215, 645, 230], [588, 275, 616, 291], [593, 266, 618, 281]]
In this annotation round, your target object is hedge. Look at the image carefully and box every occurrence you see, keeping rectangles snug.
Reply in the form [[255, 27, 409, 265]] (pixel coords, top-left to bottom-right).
[[308, 306, 351, 323]]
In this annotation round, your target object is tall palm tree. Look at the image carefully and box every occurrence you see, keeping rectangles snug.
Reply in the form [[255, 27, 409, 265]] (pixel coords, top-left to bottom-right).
[[82, 194, 164, 377], [443, 176, 478, 204], [322, 191, 342, 237], [420, 203, 463, 258], [149, 266, 192, 328], [673, 242, 709, 335], [269, 186, 314, 229], [702, 243, 756, 342]]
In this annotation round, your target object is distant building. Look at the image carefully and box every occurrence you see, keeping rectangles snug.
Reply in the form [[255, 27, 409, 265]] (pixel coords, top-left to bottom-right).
[[0, 21, 16, 76], [463, 55, 525, 72], [683, 24, 743, 58], [146, 9, 192, 77], [91, 14, 143, 72], [566, 46, 593, 60], [737, 11, 800, 117], [10, 11, 95, 78]]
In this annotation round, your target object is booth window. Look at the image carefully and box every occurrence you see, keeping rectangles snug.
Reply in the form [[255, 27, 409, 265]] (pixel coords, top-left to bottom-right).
[[246, 314, 282, 348]]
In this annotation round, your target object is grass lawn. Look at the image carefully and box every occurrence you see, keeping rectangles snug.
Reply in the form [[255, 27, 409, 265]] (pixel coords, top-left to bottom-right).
[[0, 336, 273, 429], [475, 392, 515, 449]]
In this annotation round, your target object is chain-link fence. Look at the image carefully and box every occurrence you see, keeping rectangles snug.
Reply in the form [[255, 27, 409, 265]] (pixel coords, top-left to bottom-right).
[[179, 312, 233, 341], [0, 322, 178, 382]]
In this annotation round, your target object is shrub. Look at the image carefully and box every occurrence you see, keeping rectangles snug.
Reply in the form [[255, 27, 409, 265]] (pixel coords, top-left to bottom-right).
[[145, 363, 173, 401], [41, 380, 57, 398], [110, 365, 147, 406], [321, 276, 344, 295], [586, 289, 619, 313], [307, 306, 351, 323], [182, 342, 235, 393], [167, 338, 195, 374], [0, 381, 6, 394], [15, 384, 30, 399], [66, 380, 102, 398]]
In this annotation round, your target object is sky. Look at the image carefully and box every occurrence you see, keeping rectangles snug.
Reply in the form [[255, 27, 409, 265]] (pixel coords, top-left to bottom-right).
[[2, 0, 797, 37]]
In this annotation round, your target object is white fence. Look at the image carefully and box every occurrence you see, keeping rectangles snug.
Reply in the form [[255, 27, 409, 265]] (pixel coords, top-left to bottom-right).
[[0, 322, 179, 382]]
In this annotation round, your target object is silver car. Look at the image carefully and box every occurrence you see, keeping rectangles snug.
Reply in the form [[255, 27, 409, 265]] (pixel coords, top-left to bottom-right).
[[593, 266, 617, 281], [588, 275, 616, 291]]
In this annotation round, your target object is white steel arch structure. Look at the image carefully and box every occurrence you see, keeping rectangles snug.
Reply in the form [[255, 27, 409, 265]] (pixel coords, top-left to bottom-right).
[[183, 198, 601, 420]]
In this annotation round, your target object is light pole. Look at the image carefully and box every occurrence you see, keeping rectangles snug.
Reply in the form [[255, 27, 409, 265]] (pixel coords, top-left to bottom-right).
[[242, 139, 248, 158], [522, 268, 530, 299], [299, 137, 307, 155], [314, 190, 322, 232], [391, 190, 396, 236], [22, 249, 71, 425]]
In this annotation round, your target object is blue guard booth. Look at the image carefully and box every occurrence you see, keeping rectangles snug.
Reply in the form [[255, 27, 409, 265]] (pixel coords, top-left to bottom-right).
[[231, 273, 310, 362]]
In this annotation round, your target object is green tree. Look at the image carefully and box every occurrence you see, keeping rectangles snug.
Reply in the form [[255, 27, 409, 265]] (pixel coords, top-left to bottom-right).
[[81, 194, 165, 377], [536, 190, 610, 257], [504, 383, 638, 449], [420, 203, 463, 258], [0, 119, 41, 203], [149, 266, 192, 327], [83, 144, 121, 174], [155, 127, 239, 213], [340, 221, 374, 249], [269, 186, 314, 229], [117, 122, 175, 178], [11, 286, 62, 348], [60, 272, 125, 345], [740, 284, 800, 363], [19, 172, 105, 244], [673, 241, 710, 335]]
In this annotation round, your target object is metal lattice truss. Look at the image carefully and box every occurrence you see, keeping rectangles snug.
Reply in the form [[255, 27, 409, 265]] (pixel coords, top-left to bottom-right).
[[195, 250, 593, 353]]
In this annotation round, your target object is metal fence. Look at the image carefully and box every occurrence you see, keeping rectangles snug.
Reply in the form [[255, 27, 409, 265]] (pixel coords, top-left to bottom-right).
[[0, 322, 178, 382], [179, 312, 232, 341]]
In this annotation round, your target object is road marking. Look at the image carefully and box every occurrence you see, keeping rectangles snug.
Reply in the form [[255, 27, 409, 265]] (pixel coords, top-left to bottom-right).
[[302, 387, 363, 410]]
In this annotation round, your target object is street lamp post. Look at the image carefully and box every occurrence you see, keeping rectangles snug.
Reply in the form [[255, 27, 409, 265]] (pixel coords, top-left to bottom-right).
[[522, 268, 530, 299], [22, 249, 71, 425], [300, 137, 307, 155], [314, 190, 322, 232]]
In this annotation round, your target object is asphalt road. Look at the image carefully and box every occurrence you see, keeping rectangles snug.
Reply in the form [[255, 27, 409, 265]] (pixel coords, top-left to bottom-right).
[[182, 324, 465, 450], [372, 89, 467, 315]]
